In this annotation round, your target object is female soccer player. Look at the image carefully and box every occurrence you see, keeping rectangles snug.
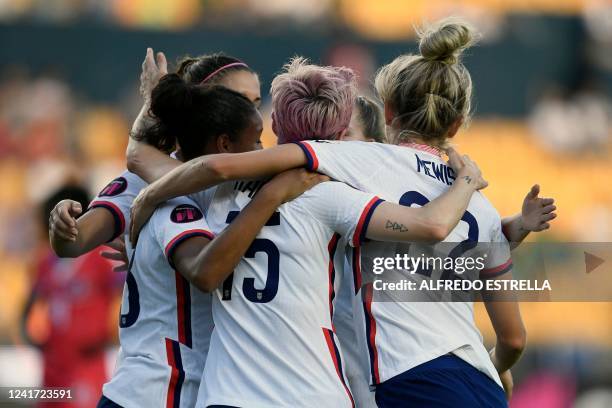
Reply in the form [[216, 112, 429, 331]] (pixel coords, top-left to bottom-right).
[[49, 49, 261, 258], [47, 49, 268, 408], [341, 95, 386, 143], [335, 94, 386, 406], [129, 21, 556, 407], [97, 75, 326, 408], [130, 59, 490, 408]]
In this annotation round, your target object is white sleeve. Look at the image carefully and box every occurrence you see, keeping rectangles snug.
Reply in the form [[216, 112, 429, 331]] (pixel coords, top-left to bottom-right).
[[188, 186, 218, 216], [299, 182, 384, 247], [151, 197, 214, 267], [294, 140, 375, 184], [88, 171, 146, 241], [479, 220, 513, 279]]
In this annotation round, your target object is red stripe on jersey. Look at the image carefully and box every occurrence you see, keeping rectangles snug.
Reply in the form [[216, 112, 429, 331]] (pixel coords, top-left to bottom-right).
[[352, 247, 362, 295], [89, 200, 126, 240], [165, 338, 184, 408], [327, 233, 341, 324], [174, 272, 192, 347], [353, 197, 384, 247], [298, 141, 319, 171], [363, 283, 380, 384], [481, 258, 513, 278], [323, 328, 355, 408]]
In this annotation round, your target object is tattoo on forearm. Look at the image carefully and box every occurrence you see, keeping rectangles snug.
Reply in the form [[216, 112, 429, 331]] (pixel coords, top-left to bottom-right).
[[386, 220, 409, 233], [462, 175, 472, 184]]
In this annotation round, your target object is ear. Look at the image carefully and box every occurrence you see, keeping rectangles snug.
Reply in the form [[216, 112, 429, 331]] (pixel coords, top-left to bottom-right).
[[336, 128, 348, 140], [216, 134, 232, 153], [271, 111, 278, 135], [383, 103, 395, 126], [446, 116, 464, 139]]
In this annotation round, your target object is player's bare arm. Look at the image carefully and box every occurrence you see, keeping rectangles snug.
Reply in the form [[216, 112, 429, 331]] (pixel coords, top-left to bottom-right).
[[126, 47, 182, 183], [49, 200, 116, 258], [130, 143, 307, 243], [366, 151, 487, 243], [501, 184, 557, 248], [127, 138, 180, 183], [132, 48, 166, 135], [172, 169, 327, 292], [482, 273, 527, 399], [130, 144, 487, 242]]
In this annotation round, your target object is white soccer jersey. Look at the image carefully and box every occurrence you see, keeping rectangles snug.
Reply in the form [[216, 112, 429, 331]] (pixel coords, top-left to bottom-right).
[[296, 140, 512, 388], [195, 180, 383, 408], [88, 170, 147, 242], [102, 196, 215, 408], [333, 253, 378, 408]]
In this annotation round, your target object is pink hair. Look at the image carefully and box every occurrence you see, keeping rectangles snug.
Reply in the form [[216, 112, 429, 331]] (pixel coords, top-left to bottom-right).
[[270, 57, 357, 144]]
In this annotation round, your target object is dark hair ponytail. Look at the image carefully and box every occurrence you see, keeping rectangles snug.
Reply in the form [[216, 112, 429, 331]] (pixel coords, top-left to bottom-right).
[[134, 53, 254, 153], [149, 73, 195, 133], [144, 74, 257, 161]]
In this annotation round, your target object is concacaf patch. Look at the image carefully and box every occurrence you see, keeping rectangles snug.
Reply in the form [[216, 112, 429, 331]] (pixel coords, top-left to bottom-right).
[[99, 177, 127, 197], [171, 204, 203, 223]]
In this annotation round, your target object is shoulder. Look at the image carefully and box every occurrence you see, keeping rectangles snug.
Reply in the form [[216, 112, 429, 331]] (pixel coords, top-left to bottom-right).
[[153, 196, 204, 224], [298, 180, 356, 200], [290, 180, 376, 217], [282, 181, 345, 218], [147, 197, 211, 246], [122, 170, 148, 189], [95, 170, 147, 199], [471, 192, 504, 233], [302, 140, 397, 158]]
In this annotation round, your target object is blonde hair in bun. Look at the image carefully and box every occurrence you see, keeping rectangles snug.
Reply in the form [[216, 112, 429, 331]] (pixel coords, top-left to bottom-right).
[[375, 18, 478, 147]]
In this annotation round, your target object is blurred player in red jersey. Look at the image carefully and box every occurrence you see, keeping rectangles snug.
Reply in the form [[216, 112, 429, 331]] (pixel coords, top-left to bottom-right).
[[21, 184, 119, 408]]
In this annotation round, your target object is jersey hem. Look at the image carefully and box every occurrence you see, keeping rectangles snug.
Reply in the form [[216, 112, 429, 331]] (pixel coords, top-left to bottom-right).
[[375, 341, 502, 388], [480, 258, 513, 278], [201, 397, 350, 408]]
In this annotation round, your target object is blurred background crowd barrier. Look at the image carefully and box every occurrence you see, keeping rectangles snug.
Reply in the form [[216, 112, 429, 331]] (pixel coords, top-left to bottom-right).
[[0, 0, 610, 407]]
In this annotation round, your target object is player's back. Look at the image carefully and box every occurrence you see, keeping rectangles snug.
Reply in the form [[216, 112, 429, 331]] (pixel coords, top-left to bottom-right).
[[198, 180, 380, 408], [103, 197, 214, 408], [300, 140, 499, 225], [297, 140, 510, 386]]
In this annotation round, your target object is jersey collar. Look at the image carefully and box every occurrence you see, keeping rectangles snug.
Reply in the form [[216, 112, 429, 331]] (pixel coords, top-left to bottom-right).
[[398, 142, 443, 157]]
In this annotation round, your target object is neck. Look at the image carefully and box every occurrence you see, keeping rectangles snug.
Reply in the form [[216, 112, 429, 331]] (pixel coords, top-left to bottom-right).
[[388, 126, 445, 150], [405, 135, 428, 145]]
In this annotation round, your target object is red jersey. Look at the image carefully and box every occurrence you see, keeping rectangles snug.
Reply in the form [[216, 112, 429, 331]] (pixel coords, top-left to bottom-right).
[[34, 247, 117, 407]]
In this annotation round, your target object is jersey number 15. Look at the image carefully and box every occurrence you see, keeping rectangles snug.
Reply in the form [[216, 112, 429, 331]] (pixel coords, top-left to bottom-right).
[[221, 210, 281, 303]]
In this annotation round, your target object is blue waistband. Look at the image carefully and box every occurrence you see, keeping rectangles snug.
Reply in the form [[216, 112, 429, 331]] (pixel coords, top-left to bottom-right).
[[407, 354, 474, 374]]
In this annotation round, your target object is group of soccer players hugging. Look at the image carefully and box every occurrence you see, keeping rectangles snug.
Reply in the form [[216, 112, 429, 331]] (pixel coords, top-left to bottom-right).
[[48, 18, 557, 408]]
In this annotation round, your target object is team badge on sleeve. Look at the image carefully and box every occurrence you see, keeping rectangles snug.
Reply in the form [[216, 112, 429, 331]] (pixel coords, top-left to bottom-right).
[[98, 177, 128, 197], [171, 204, 203, 223]]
